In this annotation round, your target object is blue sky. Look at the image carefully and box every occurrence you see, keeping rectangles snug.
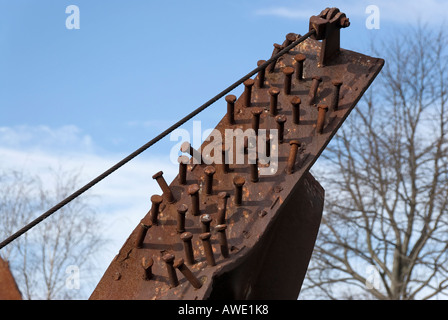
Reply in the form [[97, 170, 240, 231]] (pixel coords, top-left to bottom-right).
[[1, 0, 447, 297]]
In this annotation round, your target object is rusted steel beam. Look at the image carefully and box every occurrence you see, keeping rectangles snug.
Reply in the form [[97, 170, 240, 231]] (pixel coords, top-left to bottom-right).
[[90, 8, 383, 300]]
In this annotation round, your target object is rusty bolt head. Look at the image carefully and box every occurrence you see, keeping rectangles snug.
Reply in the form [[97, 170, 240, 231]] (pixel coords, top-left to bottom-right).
[[152, 171, 164, 180], [291, 96, 301, 105], [340, 17, 350, 28], [257, 60, 266, 67], [188, 184, 200, 195], [162, 253, 175, 263], [215, 224, 227, 232], [312, 76, 322, 82], [178, 155, 189, 164], [151, 194, 163, 204], [318, 104, 329, 112], [204, 165, 216, 176], [290, 140, 301, 147], [275, 115, 287, 124], [244, 79, 255, 87], [251, 108, 263, 116], [286, 33, 296, 42], [233, 176, 246, 187], [141, 257, 154, 268], [268, 87, 280, 96], [177, 204, 188, 214], [199, 232, 211, 241], [201, 213, 212, 224], [173, 258, 185, 269], [332, 80, 343, 87], [273, 43, 283, 50], [225, 94, 236, 103], [218, 191, 229, 199], [180, 141, 192, 153], [180, 232, 193, 241], [283, 66, 294, 76], [294, 54, 306, 62]]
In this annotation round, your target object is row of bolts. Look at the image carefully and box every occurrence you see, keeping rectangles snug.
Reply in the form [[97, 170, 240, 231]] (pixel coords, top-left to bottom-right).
[[131, 38, 343, 290]]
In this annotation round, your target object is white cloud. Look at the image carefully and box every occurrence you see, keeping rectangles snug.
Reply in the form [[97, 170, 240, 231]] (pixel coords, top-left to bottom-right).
[[0, 124, 179, 289]]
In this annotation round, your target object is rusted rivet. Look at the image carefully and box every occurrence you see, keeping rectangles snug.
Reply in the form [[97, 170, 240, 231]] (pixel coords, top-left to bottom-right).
[[149, 194, 163, 225], [178, 155, 189, 185], [221, 143, 231, 174], [256, 60, 266, 88], [308, 76, 322, 106], [180, 232, 195, 265], [217, 192, 229, 224], [225, 95, 236, 125], [268, 87, 280, 116], [251, 108, 263, 135], [248, 152, 259, 183], [200, 214, 212, 233], [291, 96, 301, 125], [173, 258, 202, 289], [330, 80, 343, 110], [114, 272, 121, 281], [181, 141, 201, 164], [233, 176, 245, 206], [141, 257, 154, 281], [176, 204, 188, 234], [286, 140, 301, 174], [283, 66, 294, 95], [204, 166, 216, 195], [152, 171, 175, 204], [243, 79, 255, 108], [162, 253, 179, 288], [215, 224, 229, 258], [135, 220, 152, 248], [284, 33, 297, 46], [199, 232, 216, 267], [294, 54, 306, 81], [316, 104, 329, 134], [275, 115, 287, 143], [267, 43, 283, 73], [187, 184, 200, 216]]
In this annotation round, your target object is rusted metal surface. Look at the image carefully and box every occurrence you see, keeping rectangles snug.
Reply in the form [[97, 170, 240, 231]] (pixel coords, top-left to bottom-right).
[[0, 257, 22, 300], [90, 8, 384, 300]]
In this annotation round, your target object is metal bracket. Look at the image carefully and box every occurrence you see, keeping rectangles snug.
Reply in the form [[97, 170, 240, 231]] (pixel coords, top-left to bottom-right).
[[309, 7, 350, 67]]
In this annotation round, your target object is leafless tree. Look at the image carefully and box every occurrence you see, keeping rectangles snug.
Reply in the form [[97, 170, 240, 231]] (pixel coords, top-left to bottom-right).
[[0, 168, 105, 299], [302, 26, 448, 300]]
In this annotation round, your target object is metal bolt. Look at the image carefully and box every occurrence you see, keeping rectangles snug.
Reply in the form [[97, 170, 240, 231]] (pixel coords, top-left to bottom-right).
[[316, 104, 329, 134], [176, 204, 188, 234], [284, 33, 297, 46], [225, 95, 236, 125], [268, 87, 280, 116], [149, 194, 163, 224], [204, 166, 216, 195], [200, 214, 212, 233], [233, 176, 245, 206], [275, 115, 287, 143], [243, 79, 255, 108], [330, 80, 343, 110], [217, 192, 229, 224], [152, 171, 175, 204], [267, 43, 283, 73], [291, 96, 301, 125], [248, 152, 259, 183], [187, 184, 200, 216], [134, 220, 152, 248], [180, 232, 195, 265], [294, 54, 306, 81], [181, 141, 202, 164], [308, 76, 322, 106], [199, 232, 216, 267], [256, 60, 266, 88], [178, 156, 189, 185], [221, 143, 230, 174], [286, 140, 301, 174], [162, 253, 179, 288], [173, 258, 202, 289], [141, 256, 154, 281], [283, 66, 294, 95], [215, 224, 229, 258], [251, 108, 263, 135]]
